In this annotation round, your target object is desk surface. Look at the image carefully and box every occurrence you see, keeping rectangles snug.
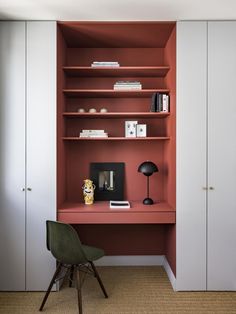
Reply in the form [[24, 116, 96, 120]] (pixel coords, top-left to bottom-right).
[[58, 201, 175, 224]]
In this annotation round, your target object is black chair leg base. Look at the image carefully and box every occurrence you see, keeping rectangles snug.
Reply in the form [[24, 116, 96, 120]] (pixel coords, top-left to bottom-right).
[[90, 261, 108, 298], [39, 263, 62, 311]]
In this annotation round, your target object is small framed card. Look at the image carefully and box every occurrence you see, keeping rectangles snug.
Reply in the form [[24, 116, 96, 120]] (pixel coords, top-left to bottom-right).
[[125, 121, 138, 137], [136, 124, 147, 137]]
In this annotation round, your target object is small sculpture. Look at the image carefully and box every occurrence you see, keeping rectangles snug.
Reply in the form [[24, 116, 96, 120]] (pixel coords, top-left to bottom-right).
[[100, 108, 108, 113], [78, 108, 85, 113], [89, 108, 97, 113], [82, 179, 96, 205]]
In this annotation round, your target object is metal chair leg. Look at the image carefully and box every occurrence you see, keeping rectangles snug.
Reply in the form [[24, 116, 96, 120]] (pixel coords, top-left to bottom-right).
[[69, 265, 74, 287], [76, 268, 83, 314], [90, 261, 108, 298], [39, 262, 62, 311]]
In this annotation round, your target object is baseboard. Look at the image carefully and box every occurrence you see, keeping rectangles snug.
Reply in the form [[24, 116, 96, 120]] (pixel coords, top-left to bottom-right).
[[163, 256, 176, 291], [94, 255, 165, 266], [94, 255, 176, 290]]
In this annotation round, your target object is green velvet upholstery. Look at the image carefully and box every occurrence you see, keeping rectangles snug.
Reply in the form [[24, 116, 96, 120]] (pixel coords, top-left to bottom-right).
[[46, 220, 105, 264]]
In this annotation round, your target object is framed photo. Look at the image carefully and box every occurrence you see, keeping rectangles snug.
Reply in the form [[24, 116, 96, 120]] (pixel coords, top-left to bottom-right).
[[90, 162, 124, 201]]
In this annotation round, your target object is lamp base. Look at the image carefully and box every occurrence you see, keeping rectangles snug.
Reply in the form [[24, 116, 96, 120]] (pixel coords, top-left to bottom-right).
[[143, 198, 154, 205]]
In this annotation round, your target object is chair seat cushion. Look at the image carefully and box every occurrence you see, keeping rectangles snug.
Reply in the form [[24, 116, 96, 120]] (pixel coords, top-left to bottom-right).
[[82, 244, 105, 261]]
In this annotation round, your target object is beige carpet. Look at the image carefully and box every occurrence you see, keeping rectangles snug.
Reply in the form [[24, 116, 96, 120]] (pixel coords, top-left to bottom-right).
[[0, 267, 235, 314]]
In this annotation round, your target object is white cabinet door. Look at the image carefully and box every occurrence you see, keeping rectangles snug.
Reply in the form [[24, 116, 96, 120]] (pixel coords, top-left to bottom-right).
[[176, 21, 207, 290], [0, 22, 25, 290], [0, 21, 56, 291], [0, 22, 26, 290], [208, 21, 236, 290], [26, 21, 56, 291]]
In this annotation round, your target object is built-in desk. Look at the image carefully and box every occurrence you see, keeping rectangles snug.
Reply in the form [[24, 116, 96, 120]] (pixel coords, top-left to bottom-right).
[[58, 201, 175, 224]]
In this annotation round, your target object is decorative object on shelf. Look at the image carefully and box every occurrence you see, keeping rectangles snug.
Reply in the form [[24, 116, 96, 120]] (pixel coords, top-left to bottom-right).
[[109, 200, 130, 209], [114, 81, 142, 90], [137, 124, 147, 137], [150, 92, 170, 112], [125, 121, 138, 137], [80, 129, 108, 138], [91, 61, 120, 67], [77, 108, 85, 113], [89, 108, 97, 113], [82, 179, 96, 205], [100, 108, 108, 113], [138, 161, 158, 205], [90, 162, 124, 201]]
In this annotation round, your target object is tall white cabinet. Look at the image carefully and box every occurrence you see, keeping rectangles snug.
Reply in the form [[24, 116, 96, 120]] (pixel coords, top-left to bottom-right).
[[177, 21, 236, 291], [0, 21, 56, 291]]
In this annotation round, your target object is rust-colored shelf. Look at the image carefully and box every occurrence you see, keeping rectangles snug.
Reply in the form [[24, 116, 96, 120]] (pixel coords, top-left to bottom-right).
[[63, 112, 170, 119], [63, 89, 170, 98], [63, 66, 170, 77], [62, 136, 170, 141], [58, 200, 176, 224]]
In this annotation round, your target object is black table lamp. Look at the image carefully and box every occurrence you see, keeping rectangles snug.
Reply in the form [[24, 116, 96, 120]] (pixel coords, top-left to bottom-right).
[[138, 161, 158, 205]]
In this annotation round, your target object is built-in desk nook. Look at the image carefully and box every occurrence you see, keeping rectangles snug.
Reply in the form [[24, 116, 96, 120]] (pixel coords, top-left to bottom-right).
[[57, 21, 176, 276]]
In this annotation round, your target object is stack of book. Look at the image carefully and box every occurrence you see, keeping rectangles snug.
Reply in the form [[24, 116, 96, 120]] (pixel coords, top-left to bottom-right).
[[150, 92, 170, 112], [79, 130, 108, 138], [114, 81, 142, 90], [91, 61, 120, 67]]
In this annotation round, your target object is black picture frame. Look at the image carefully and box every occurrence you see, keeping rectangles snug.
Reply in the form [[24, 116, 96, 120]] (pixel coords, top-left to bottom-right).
[[90, 162, 124, 201]]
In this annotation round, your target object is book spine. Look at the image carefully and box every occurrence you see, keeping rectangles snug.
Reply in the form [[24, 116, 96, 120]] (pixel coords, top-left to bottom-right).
[[150, 92, 157, 112], [114, 86, 142, 90]]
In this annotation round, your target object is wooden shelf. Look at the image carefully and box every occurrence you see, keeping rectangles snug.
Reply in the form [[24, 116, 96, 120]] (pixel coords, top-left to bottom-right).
[[63, 112, 170, 119], [63, 89, 170, 98], [63, 66, 170, 77], [58, 201, 176, 224], [63, 136, 170, 141]]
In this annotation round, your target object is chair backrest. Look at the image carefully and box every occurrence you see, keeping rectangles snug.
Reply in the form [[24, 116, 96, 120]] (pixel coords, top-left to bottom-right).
[[46, 220, 88, 265]]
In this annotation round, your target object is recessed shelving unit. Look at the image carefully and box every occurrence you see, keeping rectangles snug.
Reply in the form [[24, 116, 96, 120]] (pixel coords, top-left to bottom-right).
[[57, 21, 176, 268]]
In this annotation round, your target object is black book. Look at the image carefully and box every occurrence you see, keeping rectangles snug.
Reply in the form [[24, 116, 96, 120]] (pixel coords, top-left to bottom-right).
[[157, 93, 163, 112], [150, 92, 159, 112]]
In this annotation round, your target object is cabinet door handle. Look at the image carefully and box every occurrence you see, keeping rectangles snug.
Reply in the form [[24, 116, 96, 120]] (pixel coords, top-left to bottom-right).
[[209, 186, 214, 190], [21, 188, 25, 191], [202, 187, 208, 190], [27, 187, 32, 191]]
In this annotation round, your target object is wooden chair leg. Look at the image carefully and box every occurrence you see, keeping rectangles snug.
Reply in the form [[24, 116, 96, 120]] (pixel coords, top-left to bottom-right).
[[39, 262, 62, 311], [76, 268, 83, 314], [69, 265, 74, 287], [90, 261, 108, 298]]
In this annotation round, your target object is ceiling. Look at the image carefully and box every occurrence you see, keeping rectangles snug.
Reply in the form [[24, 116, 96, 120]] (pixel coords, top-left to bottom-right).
[[1, 0, 236, 21]]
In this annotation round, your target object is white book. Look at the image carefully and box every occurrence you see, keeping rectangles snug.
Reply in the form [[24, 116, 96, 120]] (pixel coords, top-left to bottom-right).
[[82, 129, 105, 133], [114, 84, 142, 87], [109, 200, 130, 209], [80, 133, 108, 138], [114, 86, 142, 90], [162, 94, 169, 112], [93, 61, 119, 64], [115, 81, 141, 85], [91, 64, 120, 67]]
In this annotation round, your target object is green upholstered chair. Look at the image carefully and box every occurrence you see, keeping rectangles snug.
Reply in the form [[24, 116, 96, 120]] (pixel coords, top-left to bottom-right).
[[39, 220, 108, 313]]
